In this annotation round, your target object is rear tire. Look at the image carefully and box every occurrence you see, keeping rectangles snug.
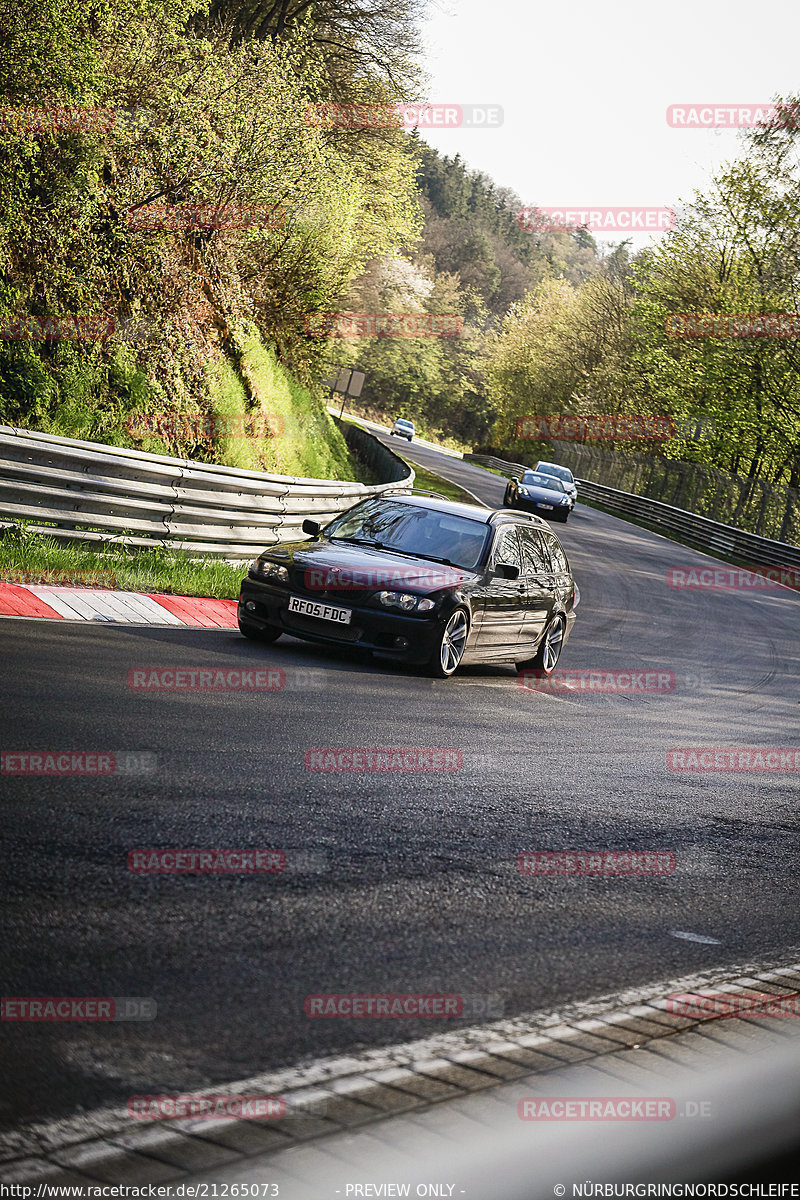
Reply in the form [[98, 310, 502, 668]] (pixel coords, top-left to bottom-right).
[[238, 616, 282, 643], [516, 614, 565, 676]]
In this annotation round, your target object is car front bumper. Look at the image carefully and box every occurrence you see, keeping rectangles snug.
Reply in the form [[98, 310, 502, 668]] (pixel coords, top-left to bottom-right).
[[238, 576, 445, 664], [513, 495, 573, 517]]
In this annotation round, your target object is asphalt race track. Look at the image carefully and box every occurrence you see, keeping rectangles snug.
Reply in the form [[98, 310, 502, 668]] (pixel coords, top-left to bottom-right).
[[1, 440, 799, 1128]]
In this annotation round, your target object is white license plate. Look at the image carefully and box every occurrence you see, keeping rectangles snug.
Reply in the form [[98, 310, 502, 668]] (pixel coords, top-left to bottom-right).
[[289, 595, 352, 625], [537, 503, 554, 510]]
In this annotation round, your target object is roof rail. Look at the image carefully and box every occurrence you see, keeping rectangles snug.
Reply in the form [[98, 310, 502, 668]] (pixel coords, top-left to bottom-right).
[[384, 487, 449, 501], [488, 509, 547, 524]]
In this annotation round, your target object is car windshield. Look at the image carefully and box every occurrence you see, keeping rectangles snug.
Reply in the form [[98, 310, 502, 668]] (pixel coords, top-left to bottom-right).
[[536, 463, 573, 482], [324, 499, 490, 570], [396, 420, 413, 428], [521, 472, 566, 492]]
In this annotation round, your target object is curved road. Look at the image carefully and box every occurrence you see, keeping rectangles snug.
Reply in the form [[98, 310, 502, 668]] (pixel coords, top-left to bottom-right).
[[1, 437, 799, 1127]]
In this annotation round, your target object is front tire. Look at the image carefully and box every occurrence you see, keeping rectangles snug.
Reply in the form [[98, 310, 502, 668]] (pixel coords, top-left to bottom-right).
[[429, 608, 469, 678], [516, 614, 565, 676], [238, 616, 282, 643]]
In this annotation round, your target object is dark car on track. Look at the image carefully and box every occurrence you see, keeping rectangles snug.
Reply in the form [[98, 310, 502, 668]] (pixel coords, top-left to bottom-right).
[[238, 493, 577, 677], [503, 470, 574, 522]]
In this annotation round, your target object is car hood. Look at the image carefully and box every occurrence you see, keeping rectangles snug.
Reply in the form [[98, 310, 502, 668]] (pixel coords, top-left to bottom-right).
[[519, 484, 566, 501], [259, 539, 479, 592]]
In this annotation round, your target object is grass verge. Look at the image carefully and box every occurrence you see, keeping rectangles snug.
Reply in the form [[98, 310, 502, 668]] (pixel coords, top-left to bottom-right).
[[401, 461, 484, 506], [0, 526, 244, 600]]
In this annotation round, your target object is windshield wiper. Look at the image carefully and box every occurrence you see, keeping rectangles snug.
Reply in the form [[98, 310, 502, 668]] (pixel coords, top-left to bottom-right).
[[401, 550, 457, 566], [332, 536, 387, 547], [363, 545, 458, 566], [331, 537, 461, 567]]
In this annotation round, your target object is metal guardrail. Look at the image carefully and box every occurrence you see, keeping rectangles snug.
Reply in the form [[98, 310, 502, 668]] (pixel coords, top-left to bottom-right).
[[464, 453, 528, 479], [549, 437, 800, 545], [577, 478, 800, 570], [465, 453, 800, 571], [0, 420, 413, 560]]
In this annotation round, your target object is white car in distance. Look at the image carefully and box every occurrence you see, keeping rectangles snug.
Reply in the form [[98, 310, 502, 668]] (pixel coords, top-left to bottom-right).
[[534, 460, 578, 503], [390, 418, 415, 442]]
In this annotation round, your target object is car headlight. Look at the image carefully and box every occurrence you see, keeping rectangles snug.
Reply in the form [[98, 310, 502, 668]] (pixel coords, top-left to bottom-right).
[[517, 485, 529, 496], [560, 497, 569, 505], [254, 560, 289, 583], [377, 591, 436, 612]]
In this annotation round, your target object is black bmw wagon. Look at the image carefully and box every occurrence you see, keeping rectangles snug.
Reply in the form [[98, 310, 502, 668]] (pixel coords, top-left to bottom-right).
[[238, 493, 577, 678]]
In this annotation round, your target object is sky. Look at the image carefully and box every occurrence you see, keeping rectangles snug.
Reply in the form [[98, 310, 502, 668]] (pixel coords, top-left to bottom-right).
[[416, 0, 800, 248]]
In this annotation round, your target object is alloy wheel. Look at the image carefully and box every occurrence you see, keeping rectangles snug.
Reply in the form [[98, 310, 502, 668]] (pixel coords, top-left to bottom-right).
[[436, 609, 469, 677]]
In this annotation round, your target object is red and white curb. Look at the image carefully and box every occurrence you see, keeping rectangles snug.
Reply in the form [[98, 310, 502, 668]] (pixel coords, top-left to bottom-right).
[[0, 582, 238, 628]]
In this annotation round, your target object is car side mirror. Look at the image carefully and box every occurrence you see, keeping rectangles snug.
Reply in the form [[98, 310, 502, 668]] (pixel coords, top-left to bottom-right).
[[495, 562, 520, 580], [302, 519, 321, 537]]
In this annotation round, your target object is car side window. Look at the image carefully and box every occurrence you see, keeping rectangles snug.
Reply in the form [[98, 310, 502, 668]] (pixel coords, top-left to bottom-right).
[[492, 527, 522, 569], [518, 527, 551, 576], [542, 533, 569, 574]]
